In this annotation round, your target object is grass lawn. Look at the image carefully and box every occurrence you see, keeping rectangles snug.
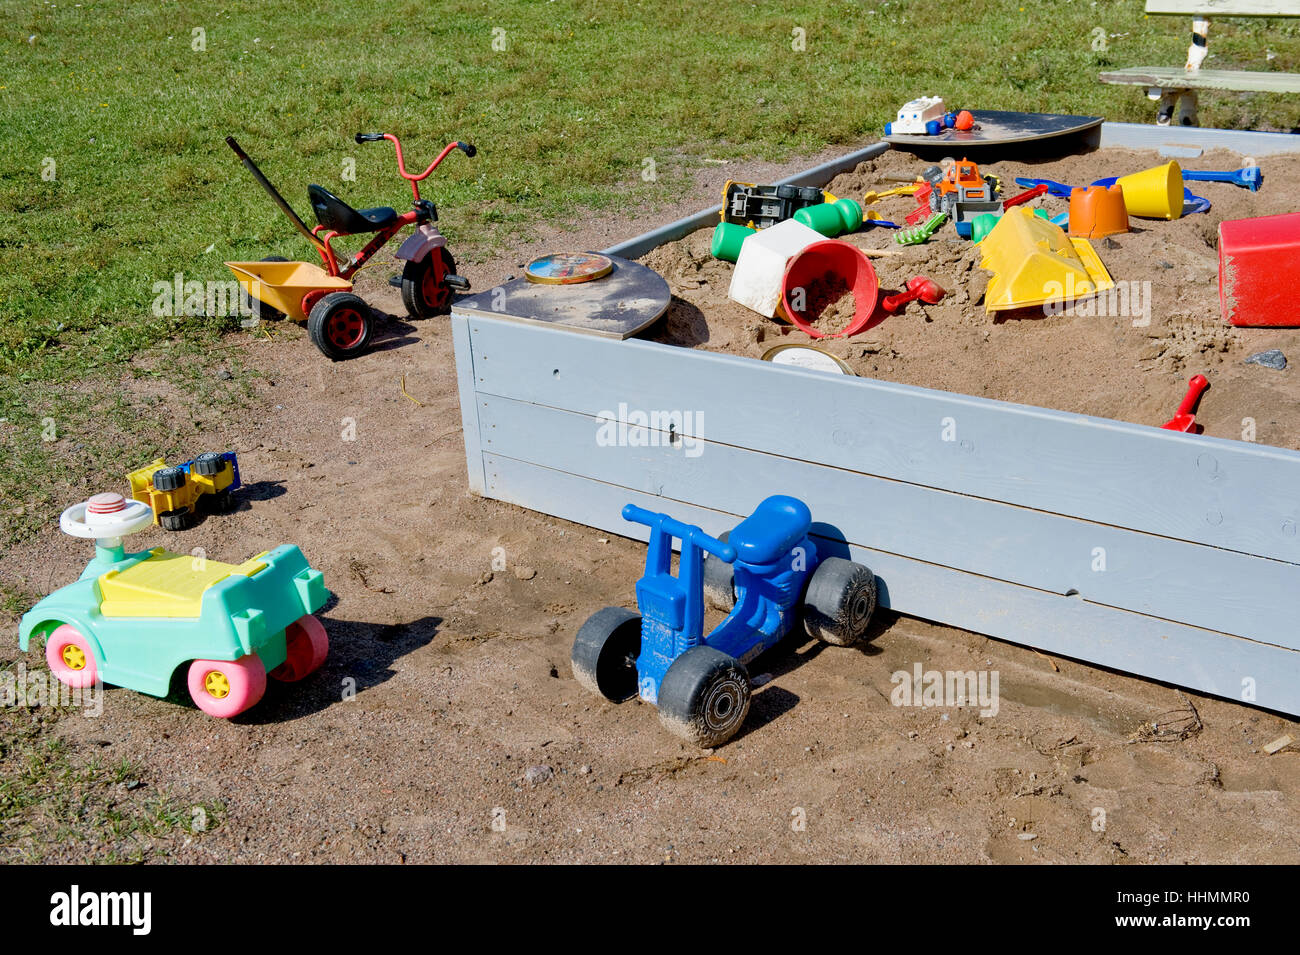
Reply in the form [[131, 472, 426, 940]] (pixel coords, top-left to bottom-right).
[[0, 0, 1297, 539]]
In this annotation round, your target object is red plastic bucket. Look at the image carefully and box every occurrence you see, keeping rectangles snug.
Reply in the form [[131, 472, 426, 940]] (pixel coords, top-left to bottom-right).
[[780, 240, 879, 339]]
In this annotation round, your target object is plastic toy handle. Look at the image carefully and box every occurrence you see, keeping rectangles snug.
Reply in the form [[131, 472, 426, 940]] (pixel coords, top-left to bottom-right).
[[1002, 183, 1048, 209], [59, 498, 153, 540], [620, 504, 737, 563], [457, 142, 477, 158], [1177, 374, 1210, 416], [355, 132, 387, 143]]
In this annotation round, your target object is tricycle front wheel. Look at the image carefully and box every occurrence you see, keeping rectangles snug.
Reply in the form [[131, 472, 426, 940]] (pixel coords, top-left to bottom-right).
[[401, 248, 457, 320], [658, 646, 751, 748], [572, 606, 641, 702]]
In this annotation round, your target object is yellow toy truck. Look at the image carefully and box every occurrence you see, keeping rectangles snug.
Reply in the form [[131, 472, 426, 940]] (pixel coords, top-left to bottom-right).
[[127, 452, 241, 531]]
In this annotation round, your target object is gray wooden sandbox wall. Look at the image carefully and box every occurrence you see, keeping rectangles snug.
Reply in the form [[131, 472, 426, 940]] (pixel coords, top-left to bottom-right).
[[453, 127, 1300, 717]]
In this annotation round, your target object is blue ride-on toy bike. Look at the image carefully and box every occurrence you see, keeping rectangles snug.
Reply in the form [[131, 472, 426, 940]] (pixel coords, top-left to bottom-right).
[[572, 495, 878, 747]]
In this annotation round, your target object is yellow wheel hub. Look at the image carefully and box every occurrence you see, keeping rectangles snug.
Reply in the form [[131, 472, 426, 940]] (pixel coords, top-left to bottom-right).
[[61, 644, 87, 670], [203, 670, 231, 699]]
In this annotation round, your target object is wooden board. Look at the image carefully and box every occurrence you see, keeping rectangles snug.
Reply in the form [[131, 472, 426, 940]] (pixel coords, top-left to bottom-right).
[[883, 110, 1103, 149], [1146, 0, 1298, 16], [451, 255, 669, 339], [1100, 66, 1300, 93], [464, 317, 1300, 566]]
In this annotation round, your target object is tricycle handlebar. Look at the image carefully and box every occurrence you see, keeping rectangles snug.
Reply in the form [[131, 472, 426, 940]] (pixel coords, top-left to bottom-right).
[[621, 504, 736, 563], [362, 133, 475, 200], [355, 132, 387, 143]]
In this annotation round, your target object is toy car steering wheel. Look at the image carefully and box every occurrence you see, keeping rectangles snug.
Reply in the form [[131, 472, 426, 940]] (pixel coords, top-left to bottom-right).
[[59, 493, 154, 541]]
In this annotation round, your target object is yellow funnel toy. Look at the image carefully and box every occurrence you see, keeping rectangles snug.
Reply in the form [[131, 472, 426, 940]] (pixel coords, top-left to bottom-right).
[[1114, 161, 1183, 220], [979, 207, 1115, 312]]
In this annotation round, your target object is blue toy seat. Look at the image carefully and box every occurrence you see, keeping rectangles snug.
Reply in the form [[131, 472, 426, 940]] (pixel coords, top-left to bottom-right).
[[727, 496, 812, 566]]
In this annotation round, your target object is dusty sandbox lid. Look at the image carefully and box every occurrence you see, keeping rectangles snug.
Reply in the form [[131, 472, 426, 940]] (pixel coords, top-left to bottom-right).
[[452, 254, 669, 340]]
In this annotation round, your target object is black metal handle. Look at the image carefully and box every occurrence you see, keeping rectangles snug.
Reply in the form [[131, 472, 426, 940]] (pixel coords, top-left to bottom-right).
[[355, 132, 386, 143]]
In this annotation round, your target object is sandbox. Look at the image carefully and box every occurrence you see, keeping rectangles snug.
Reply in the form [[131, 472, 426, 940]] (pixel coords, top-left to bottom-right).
[[452, 123, 1300, 718]]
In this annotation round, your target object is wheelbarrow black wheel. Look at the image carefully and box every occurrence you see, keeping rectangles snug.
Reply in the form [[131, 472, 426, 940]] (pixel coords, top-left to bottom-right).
[[242, 256, 289, 322], [658, 646, 751, 748], [702, 530, 735, 612], [308, 292, 373, 361], [572, 606, 641, 702], [802, 557, 877, 647], [401, 248, 457, 320]]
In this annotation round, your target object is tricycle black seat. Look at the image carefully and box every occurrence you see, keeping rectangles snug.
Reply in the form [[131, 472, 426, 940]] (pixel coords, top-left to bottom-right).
[[308, 184, 398, 234], [727, 495, 812, 566]]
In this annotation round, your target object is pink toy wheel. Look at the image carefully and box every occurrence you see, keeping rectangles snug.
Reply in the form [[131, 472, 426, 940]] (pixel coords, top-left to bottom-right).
[[45, 624, 98, 689], [269, 615, 329, 682], [187, 656, 267, 718]]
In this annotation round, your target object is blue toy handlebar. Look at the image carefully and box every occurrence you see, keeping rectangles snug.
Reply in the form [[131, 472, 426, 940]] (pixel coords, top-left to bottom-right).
[[621, 504, 736, 564]]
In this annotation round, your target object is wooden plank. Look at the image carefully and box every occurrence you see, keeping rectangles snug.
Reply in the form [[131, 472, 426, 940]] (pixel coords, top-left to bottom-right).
[[479, 394, 1300, 651], [481, 452, 1300, 717], [1146, 0, 1298, 16], [1100, 67, 1300, 93], [460, 316, 1300, 565], [451, 317, 486, 494], [1098, 121, 1300, 155]]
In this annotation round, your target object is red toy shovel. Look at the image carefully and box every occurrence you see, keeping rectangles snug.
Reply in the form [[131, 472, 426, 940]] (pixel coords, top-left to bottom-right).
[[1160, 374, 1209, 433], [882, 276, 946, 313]]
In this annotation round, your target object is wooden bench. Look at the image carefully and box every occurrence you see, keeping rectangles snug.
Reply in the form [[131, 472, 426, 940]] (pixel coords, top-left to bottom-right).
[[1099, 1, 1300, 126]]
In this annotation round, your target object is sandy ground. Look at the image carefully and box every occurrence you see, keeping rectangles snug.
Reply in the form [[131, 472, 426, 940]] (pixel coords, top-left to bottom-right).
[[2, 142, 1299, 864]]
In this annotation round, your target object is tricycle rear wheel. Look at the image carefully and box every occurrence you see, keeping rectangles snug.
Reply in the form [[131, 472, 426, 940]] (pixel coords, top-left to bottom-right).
[[401, 248, 457, 320], [308, 291, 373, 360], [802, 557, 877, 647]]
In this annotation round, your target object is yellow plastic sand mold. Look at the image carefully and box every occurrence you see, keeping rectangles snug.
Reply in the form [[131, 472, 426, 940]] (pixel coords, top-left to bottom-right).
[[978, 207, 1114, 313], [225, 260, 352, 322]]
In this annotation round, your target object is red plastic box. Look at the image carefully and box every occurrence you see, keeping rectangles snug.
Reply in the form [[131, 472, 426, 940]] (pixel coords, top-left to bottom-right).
[[1219, 211, 1300, 327]]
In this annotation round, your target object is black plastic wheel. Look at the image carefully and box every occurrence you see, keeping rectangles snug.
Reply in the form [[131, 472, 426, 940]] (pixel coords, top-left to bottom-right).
[[702, 530, 736, 612], [658, 646, 751, 747], [243, 256, 289, 321], [571, 606, 641, 702], [158, 507, 193, 531], [208, 488, 236, 513], [400, 248, 457, 320], [307, 291, 373, 361], [151, 466, 187, 492], [802, 557, 877, 647], [192, 452, 226, 476]]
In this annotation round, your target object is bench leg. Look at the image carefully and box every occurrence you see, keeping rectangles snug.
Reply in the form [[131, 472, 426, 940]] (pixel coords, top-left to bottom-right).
[[1148, 88, 1198, 128]]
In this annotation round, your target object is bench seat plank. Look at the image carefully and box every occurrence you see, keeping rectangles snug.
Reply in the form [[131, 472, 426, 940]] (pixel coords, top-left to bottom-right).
[[1100, 66, 1300, 93]]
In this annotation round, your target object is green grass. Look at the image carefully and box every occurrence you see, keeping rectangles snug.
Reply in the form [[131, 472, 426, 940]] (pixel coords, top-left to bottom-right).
[[0, 702, 224, 863], [0, 1, 1296, 543]]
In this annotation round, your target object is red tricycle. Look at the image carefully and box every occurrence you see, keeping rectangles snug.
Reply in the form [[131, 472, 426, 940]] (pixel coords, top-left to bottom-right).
[[224, 132, 476, 359]]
